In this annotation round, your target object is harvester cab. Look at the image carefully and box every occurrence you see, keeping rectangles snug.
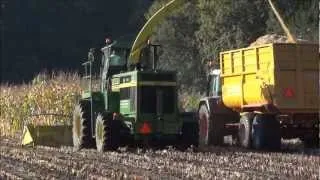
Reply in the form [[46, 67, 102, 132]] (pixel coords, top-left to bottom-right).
[[22, 0, 198, 149], [72, 36, 198, 151], [100, 40, 130, 92]]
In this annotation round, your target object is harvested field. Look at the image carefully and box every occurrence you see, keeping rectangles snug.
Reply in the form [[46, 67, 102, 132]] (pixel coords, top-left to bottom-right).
[[0, 137, 319, 180]]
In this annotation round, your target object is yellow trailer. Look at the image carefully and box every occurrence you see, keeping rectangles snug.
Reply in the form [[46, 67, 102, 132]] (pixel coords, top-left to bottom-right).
[[220, 43, 319, 113], [198, 43, 319, 150]]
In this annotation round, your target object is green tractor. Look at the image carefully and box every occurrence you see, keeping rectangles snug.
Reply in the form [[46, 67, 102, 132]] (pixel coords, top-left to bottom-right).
[[72, 38, 198, 151]]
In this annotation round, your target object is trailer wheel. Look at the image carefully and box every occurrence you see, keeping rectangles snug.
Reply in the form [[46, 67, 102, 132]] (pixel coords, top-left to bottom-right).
[[198, 104, 224, 147], [95, 113, 120, 152], [252, 114, 281, 151], [72, 102, 94, 150], [238, 113, 253, 148]]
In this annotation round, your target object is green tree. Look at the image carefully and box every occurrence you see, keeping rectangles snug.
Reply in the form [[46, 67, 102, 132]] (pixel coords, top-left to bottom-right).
[[266, 0, 318, 42], [146, 1, 207, 92], [196, 0, 269, 66]]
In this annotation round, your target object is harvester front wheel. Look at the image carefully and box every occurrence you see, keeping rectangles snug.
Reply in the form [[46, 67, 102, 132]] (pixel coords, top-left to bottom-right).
[[72, 102, 93, 150], [95, 113, 120, 152]]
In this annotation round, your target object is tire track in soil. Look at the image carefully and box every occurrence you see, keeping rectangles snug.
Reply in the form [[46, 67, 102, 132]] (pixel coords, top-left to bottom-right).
[[33, 146, 277, 179], [0, 145, 90, 179], [27, 146, 181, 179], [36, 149, 174, 179], [1, 144, 176, 179], [0, 147, 127, 179], [150, 150, 318, 179], [0, 170, 23, 180], [121, 151, 283, 179], [1, 138, 319, 179], [0, 155, 66, 179]]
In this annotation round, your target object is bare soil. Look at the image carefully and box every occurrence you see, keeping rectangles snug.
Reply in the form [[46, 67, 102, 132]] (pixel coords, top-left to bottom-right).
[[0, 137, 319, 180]]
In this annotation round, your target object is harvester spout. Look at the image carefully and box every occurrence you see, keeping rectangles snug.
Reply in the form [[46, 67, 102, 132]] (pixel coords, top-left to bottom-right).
[[128, 0, 184, 65], [267, 0, 297, 43]]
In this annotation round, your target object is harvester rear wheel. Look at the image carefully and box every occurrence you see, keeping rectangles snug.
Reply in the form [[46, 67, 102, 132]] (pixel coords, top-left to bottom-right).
[[238, 113, 253, 148], [72, 101, 93, 150], [95, 113, 120, 152]]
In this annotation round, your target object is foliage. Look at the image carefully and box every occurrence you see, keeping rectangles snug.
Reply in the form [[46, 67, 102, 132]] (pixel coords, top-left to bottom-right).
[[146, 1, 207, 93], [196, 0, 269, 65], [0, 72, 81, 137], [146, 0, 318, 97], [266, 0, 318, 42], [179, 90, 204, 112]]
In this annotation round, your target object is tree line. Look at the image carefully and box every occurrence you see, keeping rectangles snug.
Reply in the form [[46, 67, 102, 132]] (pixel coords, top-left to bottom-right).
[[148, 0, 318, 93], [1, 0, 317, 88]]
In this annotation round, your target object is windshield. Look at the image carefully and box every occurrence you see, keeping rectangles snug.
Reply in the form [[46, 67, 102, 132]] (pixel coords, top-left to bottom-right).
[[209, 74, 221, 96], [140, 86, 175, 114]]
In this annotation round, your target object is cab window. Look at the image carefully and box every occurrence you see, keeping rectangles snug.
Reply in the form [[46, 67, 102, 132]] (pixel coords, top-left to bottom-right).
[[109, 49, 126, 66]]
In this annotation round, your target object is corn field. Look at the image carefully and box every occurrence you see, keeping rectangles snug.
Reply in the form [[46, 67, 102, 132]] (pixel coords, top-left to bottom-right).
[[0, 72, 81, 137], [0, 72, 201, 137]]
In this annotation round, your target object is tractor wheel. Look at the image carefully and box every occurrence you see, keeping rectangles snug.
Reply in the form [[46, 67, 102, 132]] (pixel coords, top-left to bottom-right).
[[238, 113, 253, 148], [251, 114, 281, 151], [95, 113, 120, 152], [210, 114, 224, 146], [302, 132, 319, 149], [198, 104, 224, 148], [72, 102, 94, 150]]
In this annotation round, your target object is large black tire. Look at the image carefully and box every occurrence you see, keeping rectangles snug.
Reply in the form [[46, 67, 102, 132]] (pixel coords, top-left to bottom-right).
[[251, 114, 281, 151], [238, 113, 253, 148], [181, 122, 199, 149], [95, 113, 120, 152], [302, 131, 319, 149], [198, 104, 224, 148], [72, 102, 94, 150]]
